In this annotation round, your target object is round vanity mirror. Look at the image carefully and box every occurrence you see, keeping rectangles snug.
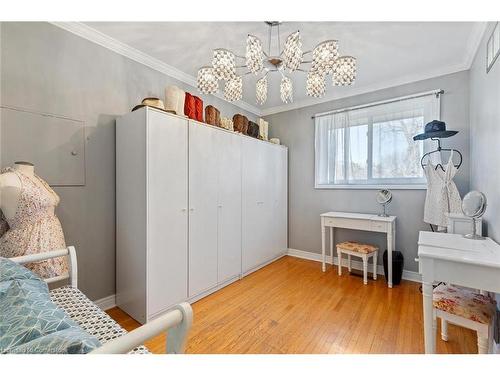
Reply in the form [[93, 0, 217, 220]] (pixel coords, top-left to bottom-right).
[[461, 191, 487, 240], [376, 189, 392, 217]]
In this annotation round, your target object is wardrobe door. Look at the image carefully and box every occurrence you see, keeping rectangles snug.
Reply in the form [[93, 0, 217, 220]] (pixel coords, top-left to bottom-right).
[[216, 131, 242, 283], [269, 146, 288, 258], [147, 111, 188, 318], [242, 138, 267, 272], [261, 143, 278, 262], [277, 148, 288, 254], [189, 122, 219, 297]]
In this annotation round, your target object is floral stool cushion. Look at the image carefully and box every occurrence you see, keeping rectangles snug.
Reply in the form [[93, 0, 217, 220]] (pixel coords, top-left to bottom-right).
[[337, 241, 378, 254], [433, 284, 496, 324]]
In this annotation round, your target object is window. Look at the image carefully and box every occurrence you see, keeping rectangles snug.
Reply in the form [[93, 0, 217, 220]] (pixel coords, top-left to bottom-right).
[[315, 93, 440, 188]]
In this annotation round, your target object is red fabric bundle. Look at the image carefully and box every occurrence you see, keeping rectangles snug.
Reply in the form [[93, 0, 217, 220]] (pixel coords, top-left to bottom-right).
[[184, 92, 196, 120], [193, 95, 203, 122]]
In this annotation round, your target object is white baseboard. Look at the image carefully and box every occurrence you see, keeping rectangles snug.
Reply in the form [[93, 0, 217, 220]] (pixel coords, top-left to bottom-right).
[[287, 248, 421, 283], [94, 294, 116, 311]]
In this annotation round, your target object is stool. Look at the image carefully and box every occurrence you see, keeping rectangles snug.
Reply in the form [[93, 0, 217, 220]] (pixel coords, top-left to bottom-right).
[[433, 284, 496, 354], [336, 241, 378, 285]]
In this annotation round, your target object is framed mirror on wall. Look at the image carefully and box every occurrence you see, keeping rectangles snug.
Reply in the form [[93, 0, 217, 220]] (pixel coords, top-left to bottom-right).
[[486, 22, 499, 73]]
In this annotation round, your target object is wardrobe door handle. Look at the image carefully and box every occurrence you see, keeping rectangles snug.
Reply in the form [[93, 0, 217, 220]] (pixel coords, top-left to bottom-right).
[[189, 208, 195, 212], [181, 208, 187, 212], [218, 205, 223, 208]]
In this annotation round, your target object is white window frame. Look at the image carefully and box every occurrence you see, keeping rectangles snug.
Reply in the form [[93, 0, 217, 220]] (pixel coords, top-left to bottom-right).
[[314, 90, 441, 190]]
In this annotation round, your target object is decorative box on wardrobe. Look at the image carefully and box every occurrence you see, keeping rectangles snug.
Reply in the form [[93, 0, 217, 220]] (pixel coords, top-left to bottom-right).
[[116, 107, 288, 324]]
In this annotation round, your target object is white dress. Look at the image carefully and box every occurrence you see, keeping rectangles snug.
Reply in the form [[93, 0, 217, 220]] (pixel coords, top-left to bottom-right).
[[423, 153, 462, 229]]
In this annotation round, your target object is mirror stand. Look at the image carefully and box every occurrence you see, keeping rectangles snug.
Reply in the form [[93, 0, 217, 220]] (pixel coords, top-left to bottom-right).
[[463, 218, 486, 240], [378, 203, 389, 217]]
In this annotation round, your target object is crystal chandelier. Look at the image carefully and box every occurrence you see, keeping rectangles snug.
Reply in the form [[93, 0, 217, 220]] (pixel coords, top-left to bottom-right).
[[197, 22, 357, 104], [306, 71, 326, 98], [332, 56, 357, 86], [224, 76, 243, 101], [256, 75, 268, 105], [280, 76, 293, 103], [197, 66, 218, 94]]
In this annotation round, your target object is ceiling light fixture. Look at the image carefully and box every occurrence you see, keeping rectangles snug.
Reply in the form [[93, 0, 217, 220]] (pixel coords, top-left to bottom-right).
[[196, 66, 218, 94], [306, 71, 326, 98], [332, 56, 357, 86], [224, 76, 243, 102], [256, 75, 268, 105], [197, 22, 356, 104]]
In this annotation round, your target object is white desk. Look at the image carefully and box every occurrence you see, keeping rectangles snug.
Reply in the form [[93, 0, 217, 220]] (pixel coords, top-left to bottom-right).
[[321, 212, 397, 288], [417, 231, 500, 354]]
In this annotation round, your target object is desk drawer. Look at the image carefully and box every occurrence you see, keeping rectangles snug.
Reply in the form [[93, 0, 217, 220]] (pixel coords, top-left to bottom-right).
[[324, 217, 371, 231], [370, 221, 387, 233]]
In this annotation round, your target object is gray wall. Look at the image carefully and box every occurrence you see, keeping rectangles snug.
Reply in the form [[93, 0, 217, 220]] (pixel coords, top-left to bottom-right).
[[265, 71, 470, 272], [0, 22, 257, 300], [469, 22, 500, 241]]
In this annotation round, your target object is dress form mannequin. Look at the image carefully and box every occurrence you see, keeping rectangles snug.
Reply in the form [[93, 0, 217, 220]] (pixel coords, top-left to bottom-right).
[[0, 161, 68, 278], [0, 161, 34, 221]]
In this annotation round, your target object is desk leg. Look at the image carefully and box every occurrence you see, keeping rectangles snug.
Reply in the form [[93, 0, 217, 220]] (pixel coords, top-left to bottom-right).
[[321, 221, 326, 272], [387, 224, 393, 288], [422, 281, 435, 354], [329, 227, 334, 266]]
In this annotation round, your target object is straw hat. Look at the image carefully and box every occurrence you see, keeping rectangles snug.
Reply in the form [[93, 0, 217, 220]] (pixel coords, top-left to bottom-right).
[[132, 97, 175, 114]]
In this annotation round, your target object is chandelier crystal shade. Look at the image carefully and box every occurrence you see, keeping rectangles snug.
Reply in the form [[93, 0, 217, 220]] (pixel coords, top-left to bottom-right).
[[283, 31, 303, 71], [256, 76, 268, 105], [311, 40, 339, 75], [332, 56, 357, 86], [198, 22, 356, 105], [246, 35, 264, 74], [196, 66, 219, 94], [306, 71, 326, 98], [212, 48, 236, 80], [280, 76, 293, 104], [224, 76, 243, 102]]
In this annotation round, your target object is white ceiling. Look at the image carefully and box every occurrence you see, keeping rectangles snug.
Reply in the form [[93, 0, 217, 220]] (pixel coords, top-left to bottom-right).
[[83, 22, 486, 116]]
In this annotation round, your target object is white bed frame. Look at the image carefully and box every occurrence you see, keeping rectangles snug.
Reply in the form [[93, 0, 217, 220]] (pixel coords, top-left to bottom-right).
[[11, 246, 193, 354]]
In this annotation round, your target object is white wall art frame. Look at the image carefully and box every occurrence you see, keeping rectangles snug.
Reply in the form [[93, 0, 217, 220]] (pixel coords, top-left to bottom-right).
[[486, 22, 500, 73]]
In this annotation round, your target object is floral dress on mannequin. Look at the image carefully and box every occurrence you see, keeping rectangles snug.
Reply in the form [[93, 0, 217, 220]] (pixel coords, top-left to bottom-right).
[[0, 167, 68, 278]]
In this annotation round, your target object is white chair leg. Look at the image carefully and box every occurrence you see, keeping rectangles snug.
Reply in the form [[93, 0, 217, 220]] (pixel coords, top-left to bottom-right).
[[362, 255, 368, 285], [348, 254, 351, 272], [441, 318, 448, 342], [337, 249, 342, 276], [372, 251, 377, 280], [478, 335, 489, 354]]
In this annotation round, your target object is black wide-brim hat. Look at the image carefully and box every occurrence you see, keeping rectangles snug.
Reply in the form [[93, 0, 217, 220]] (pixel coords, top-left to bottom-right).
[[413, 120, 458, 141]]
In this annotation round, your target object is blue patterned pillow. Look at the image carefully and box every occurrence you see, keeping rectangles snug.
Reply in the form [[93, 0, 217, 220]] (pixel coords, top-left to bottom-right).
[[0, 257, 101, 354], [0, 257, 42, 283]]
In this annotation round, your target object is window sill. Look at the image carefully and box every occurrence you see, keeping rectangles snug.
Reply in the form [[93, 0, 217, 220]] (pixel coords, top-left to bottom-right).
[[315, 184, 427, 190]]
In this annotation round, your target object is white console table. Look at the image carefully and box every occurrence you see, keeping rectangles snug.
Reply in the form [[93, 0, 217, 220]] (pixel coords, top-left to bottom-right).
[[417, 231, 500, 354], [321, 212, 397, 288]]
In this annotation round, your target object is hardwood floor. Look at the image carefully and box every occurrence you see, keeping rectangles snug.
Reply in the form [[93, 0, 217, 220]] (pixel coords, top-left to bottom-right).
[[107, 256, 478, 354]]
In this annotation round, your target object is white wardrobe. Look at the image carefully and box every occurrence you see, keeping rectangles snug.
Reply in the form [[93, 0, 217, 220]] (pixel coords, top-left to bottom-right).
[[116, 107, 287, 324]]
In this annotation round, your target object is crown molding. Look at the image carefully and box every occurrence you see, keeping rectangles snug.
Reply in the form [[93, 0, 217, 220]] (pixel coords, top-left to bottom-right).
[[49, 22, 262, 117], [463, 22, 488, 69]]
